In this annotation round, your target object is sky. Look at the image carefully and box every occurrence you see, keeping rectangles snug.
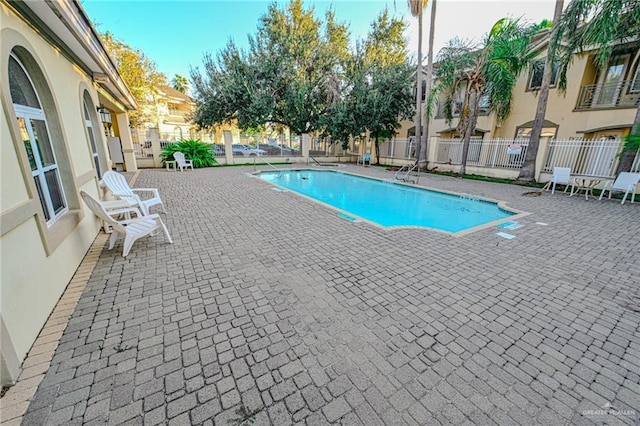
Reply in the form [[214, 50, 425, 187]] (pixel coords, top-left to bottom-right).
[[82, 0, 561, 87]]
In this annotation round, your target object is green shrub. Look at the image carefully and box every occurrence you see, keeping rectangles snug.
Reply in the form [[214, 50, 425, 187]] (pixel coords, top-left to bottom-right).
[[161, 139, 216, 168]]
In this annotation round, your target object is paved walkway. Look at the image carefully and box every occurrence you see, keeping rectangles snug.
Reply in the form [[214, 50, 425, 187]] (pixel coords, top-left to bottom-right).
[[17, 165, 640, 425]]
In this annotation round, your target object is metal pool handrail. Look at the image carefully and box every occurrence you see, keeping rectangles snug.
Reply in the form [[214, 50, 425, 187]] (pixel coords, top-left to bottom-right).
[[395, 163, 420, 184], [253, 156, 285, 172]]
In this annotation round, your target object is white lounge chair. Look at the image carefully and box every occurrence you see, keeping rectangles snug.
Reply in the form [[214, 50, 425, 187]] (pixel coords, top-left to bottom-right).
[[102, 171, 166, 215], [81, 191, 172, 257], [173, 152, 194, 171], [599, 172, 640, 204], [542, 167, 574, 194]]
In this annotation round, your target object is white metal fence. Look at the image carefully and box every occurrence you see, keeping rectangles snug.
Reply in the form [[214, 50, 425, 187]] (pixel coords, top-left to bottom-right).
[[633, 149, 640, 172], [432, 137, 639, 177], [543, 138, 640, 177], [131, 129, 152, 159], [309, 137, 359, 157], [378, 138, 418, 160], [435, 138, 529, 169], [131, 128, 180, 159]]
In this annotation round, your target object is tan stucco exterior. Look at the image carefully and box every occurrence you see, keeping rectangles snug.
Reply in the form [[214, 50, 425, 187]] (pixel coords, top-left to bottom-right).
[[398, 39, 639, 145], [0, 1, 135, 386], [152, 85, 196, 140]]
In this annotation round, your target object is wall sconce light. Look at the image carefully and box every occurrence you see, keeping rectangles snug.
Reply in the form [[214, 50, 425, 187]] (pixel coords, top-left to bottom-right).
[[97, 107, 112, 125]]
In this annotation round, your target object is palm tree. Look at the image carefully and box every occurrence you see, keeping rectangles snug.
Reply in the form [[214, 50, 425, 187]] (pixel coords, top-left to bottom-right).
[[172, 74, 189, 93], [435, 18, 534, 176], [407, 0, 429, 164], [551, 0, 640, 173], [516, 0, 564, 183], [418, 0, 437, 166]]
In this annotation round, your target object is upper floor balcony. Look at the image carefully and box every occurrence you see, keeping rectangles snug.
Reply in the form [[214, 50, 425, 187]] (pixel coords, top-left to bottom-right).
[[434, 101, 490, 119], [575, 80, 640, 111], [167, 107, 190, 118]]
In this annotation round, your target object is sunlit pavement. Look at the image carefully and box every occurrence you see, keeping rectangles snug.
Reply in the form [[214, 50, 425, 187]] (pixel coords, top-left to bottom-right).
[[19, 164, 640, 425]]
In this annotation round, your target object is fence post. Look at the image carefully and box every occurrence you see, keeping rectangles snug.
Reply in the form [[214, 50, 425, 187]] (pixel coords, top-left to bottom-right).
[[390, 138, 396, 159], [149, 127, 162, 168], [223, 130, 234, 165], [534, 137, 550, 181], [491, 138, 500, 167], [428, 137, 438, 165], [301, 134, 311, 162]]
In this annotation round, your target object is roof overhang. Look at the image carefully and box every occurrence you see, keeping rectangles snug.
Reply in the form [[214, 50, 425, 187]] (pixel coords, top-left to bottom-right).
[[436, 127, 489, 134], [517, 119, 558, 128], [576, 124, 632, 133], [163, 120, 191, 126], [6, 0, 137, 110]]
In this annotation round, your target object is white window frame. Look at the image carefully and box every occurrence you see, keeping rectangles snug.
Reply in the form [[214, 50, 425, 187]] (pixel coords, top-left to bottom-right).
[[630, 65, 640, 93], [83, 100, 101, 177], [168, 103, 179, 115], [528, 59, 559, 90], [10, 54, 67, 226]]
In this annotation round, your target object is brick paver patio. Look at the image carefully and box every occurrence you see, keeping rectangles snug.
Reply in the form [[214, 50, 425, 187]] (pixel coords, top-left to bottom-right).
[[18, 165, 640, 425]]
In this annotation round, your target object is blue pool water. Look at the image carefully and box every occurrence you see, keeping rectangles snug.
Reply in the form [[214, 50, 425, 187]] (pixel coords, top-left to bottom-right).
[[256, 170, 515, 233]]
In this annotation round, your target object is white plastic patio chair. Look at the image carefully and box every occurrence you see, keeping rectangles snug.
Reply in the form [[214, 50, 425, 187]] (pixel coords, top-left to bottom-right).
[[173, 152, 194, 171], [599, 172, 640, 204], [357, 152, 371, 166], [81, 191, 172, 257], [542, 167, 574, 194], [101, 171, 166, 215]]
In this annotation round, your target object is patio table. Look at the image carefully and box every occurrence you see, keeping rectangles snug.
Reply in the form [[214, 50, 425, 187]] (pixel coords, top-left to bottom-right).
[[570, 176, 609, 200]]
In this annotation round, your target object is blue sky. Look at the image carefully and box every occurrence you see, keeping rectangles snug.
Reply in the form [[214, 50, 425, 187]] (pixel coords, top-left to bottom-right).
[[82, 0, 559, 86]]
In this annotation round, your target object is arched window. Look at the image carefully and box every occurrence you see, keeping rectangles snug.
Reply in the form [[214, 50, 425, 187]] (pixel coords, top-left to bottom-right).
[[82, 96, 101, 177], [174, 126, 183, 141], [9, 52, 67, 224]]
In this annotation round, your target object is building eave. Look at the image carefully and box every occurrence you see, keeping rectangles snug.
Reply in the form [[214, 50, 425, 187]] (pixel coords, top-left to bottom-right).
[[6, 0, 137, 110], [436, 127, 489, 134], [576, 124, 632, 134]]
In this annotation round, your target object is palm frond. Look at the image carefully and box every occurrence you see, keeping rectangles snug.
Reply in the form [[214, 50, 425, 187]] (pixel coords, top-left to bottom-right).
[[552, 0, 640, 92], [407, 0, 429, 18]]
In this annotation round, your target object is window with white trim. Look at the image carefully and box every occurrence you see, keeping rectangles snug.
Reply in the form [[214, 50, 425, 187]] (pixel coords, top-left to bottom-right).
[[9, 53, 67, 225], [631, 65, 640, 93], [83, 99, 101, 177], [528, 59, 559, 90]]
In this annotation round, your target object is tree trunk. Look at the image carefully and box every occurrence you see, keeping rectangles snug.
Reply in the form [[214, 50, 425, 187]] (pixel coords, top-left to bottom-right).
[[459, 89, 478, 177], [616, 107, 640, 173], [419, 0, 437, 166], [375, 133, 380, 165], [414, 10, 423, 164], [516, 0, 564, 183]]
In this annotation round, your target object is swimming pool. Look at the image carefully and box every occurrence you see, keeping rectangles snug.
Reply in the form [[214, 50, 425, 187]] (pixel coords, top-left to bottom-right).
[[256, 170, 518, 233]]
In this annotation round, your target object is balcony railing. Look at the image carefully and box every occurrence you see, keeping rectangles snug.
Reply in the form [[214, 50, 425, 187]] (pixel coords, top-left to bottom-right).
[[435, 102, 490, 119], [575, 80, 640, 110]]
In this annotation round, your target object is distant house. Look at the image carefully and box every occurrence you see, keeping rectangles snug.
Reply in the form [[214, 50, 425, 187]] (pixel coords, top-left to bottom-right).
[[134, 84, 243, 142], [151, 85, 196, 141], [1, 1, 136, 386]]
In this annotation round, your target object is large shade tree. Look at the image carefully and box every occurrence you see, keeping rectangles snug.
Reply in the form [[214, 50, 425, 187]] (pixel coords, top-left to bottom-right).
[[191, 0, 349, 136], [365, 63, 415, 163], [321, 9, 414, 158], [100, 31, 167, 126], [192, 1, 413, 154], [322, 54, 414, 159], [552, 0, 640, 173], [434, 18, 534, 176]]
